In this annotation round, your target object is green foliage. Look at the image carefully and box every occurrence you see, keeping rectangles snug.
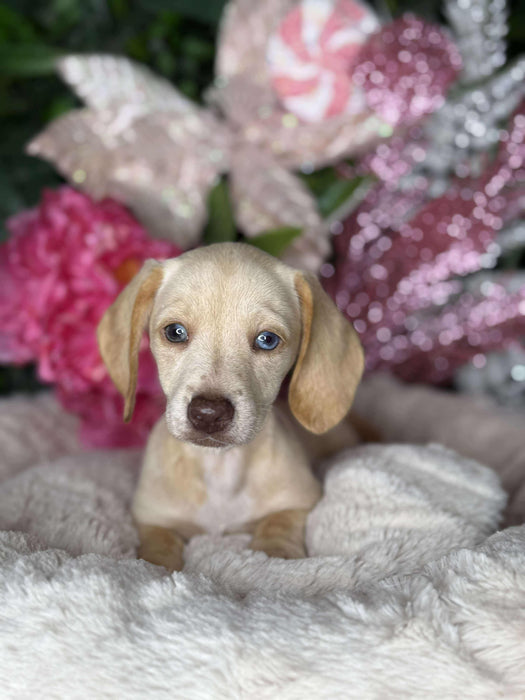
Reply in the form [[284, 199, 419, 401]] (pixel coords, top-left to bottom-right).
[[301, 166, 374, 217], [203, 178, 236, 244], [203, 179, 303, 256], [246, 227, 302, 257]]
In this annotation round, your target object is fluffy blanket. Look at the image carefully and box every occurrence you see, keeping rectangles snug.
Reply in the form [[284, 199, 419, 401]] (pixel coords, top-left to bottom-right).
[[1, 392, 525, 699], [354, 373, 525, 525]]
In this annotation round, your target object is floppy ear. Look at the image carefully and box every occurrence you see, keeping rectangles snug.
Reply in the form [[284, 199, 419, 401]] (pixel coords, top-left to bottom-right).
[[97, 259, 164, 422], [289, 272, 364, 434]]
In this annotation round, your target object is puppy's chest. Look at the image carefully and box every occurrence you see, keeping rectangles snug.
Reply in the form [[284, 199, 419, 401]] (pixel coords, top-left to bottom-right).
[[195, 451, 253, 534]]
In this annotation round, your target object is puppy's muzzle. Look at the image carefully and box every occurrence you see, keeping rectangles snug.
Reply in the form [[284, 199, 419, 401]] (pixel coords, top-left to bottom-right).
[[187, 395, 235, 434]]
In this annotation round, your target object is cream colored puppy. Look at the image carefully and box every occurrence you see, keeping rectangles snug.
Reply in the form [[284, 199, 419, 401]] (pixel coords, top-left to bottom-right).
[[98, 243, 363, 571]]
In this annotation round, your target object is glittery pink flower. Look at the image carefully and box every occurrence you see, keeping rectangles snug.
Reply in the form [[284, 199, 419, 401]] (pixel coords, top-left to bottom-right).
[[0, 187, 180, 447], [352, 15, 462, 127], [267, 0, 379, 123]]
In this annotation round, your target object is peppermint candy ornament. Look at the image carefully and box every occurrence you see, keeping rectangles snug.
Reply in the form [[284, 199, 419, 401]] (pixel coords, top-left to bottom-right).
[[267, 0, 379, 123]]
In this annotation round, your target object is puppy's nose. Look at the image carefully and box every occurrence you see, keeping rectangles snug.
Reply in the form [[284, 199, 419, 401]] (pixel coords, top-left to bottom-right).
[[187, 395, 235, 434]]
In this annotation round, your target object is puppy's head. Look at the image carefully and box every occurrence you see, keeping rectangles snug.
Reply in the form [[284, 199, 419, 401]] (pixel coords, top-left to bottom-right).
[[98, 243, 363, 448]]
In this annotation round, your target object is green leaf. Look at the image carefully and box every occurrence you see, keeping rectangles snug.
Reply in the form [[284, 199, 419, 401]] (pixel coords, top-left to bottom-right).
[[247, 227, 302, 258], [300, 166, 340, 197], [0, 44, 61, 76], [203, 179, 236, 244], [180, 36, 215, 61], [45, 95, 77, 121], [317, 175, 370, 218]]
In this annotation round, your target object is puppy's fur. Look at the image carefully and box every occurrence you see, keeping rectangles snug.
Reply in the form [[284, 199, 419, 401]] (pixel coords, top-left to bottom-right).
[[98, 243, 364, 570]]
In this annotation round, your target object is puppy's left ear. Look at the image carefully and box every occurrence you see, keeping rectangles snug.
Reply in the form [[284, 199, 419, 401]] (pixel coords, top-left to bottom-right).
[[97, 259, 164, 422], [289, 272, 364, 434]]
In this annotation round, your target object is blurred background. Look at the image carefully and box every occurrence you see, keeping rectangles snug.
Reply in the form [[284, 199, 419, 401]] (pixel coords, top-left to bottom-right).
[[1, 0, 524, 234], [0, 0, 524, 443]]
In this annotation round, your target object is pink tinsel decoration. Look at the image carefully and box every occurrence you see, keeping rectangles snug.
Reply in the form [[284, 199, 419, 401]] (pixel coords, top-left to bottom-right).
[[353, 15, 462, 127], [324, 105, 525, 383], [0, 187, 180, 447]]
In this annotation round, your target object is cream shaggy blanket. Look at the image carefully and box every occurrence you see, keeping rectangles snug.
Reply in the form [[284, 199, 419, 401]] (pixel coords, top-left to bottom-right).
[[1, 392, 525, 699]]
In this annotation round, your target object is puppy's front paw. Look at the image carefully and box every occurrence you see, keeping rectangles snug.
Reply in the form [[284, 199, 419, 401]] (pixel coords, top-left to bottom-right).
[[137, 543, 184, 572], [136, 524, 184, 572], [251, 536, 306, 560], [250, 508, 309, 560]]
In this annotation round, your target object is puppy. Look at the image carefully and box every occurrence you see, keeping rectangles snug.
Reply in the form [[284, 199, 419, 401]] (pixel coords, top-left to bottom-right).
[[98, 243, 364, 570]]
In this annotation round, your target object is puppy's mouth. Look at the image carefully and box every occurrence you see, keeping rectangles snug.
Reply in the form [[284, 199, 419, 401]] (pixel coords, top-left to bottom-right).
[[171, 422, 259, 449], [186, 433, 237, 449]]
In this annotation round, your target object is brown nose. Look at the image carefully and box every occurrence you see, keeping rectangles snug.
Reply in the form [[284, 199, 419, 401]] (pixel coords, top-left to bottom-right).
[[187, 395, 235, 434]]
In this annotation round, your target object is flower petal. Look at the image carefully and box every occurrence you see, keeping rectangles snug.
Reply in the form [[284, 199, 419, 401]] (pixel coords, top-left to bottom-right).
[[244, 109, 385, 170], [217, 0, 295, 82], [230, 145, 329, 270], [58, 54, 196, 116]]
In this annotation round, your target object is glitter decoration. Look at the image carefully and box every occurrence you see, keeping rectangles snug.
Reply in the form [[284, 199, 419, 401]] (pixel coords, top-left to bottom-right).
[[497, 221, 525, 254], [267, 0, 379, 123], [325, 103, 525, 384], [453, 274, 525, 408], [321, 0, 525, 394], [445, 0, 508, 82], [413, 57, 525, 184], [352, 15, 462, 127], [456, 343, 525, 410], [390, 0, 525, 187]]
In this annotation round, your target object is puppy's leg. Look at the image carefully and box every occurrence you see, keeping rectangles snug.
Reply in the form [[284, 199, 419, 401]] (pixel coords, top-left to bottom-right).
[[251, 509, 309, 560], [136, 523, 185, 572]]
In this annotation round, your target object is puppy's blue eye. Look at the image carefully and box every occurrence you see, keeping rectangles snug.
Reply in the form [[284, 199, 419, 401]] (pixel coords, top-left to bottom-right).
[[164, 323, 188, 343], [255, 331, 280, 351]]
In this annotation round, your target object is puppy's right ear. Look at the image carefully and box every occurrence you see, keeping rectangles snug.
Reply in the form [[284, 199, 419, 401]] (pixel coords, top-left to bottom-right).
[[97, 260, 163, 422]]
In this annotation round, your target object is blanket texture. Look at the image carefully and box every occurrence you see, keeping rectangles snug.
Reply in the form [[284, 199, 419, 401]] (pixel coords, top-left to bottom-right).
[[355, 374, 525, 525], [1, 393, 525, 699]]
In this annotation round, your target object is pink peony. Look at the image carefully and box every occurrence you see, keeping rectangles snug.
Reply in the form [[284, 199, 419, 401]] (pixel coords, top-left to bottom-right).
[[0, 186, 180, 447]]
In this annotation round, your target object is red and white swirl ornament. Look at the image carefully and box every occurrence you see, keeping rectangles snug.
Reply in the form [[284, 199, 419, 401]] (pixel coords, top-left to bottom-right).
[[267, 0, 379, 123]]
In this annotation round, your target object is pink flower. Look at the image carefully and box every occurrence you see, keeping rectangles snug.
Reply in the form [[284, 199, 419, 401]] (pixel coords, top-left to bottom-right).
[[0, 186, 180, 447]]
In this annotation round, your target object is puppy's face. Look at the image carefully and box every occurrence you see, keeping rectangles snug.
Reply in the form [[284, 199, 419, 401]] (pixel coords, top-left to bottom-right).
[[149, 246, 301, 447], [97, 242, 364, 449]]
